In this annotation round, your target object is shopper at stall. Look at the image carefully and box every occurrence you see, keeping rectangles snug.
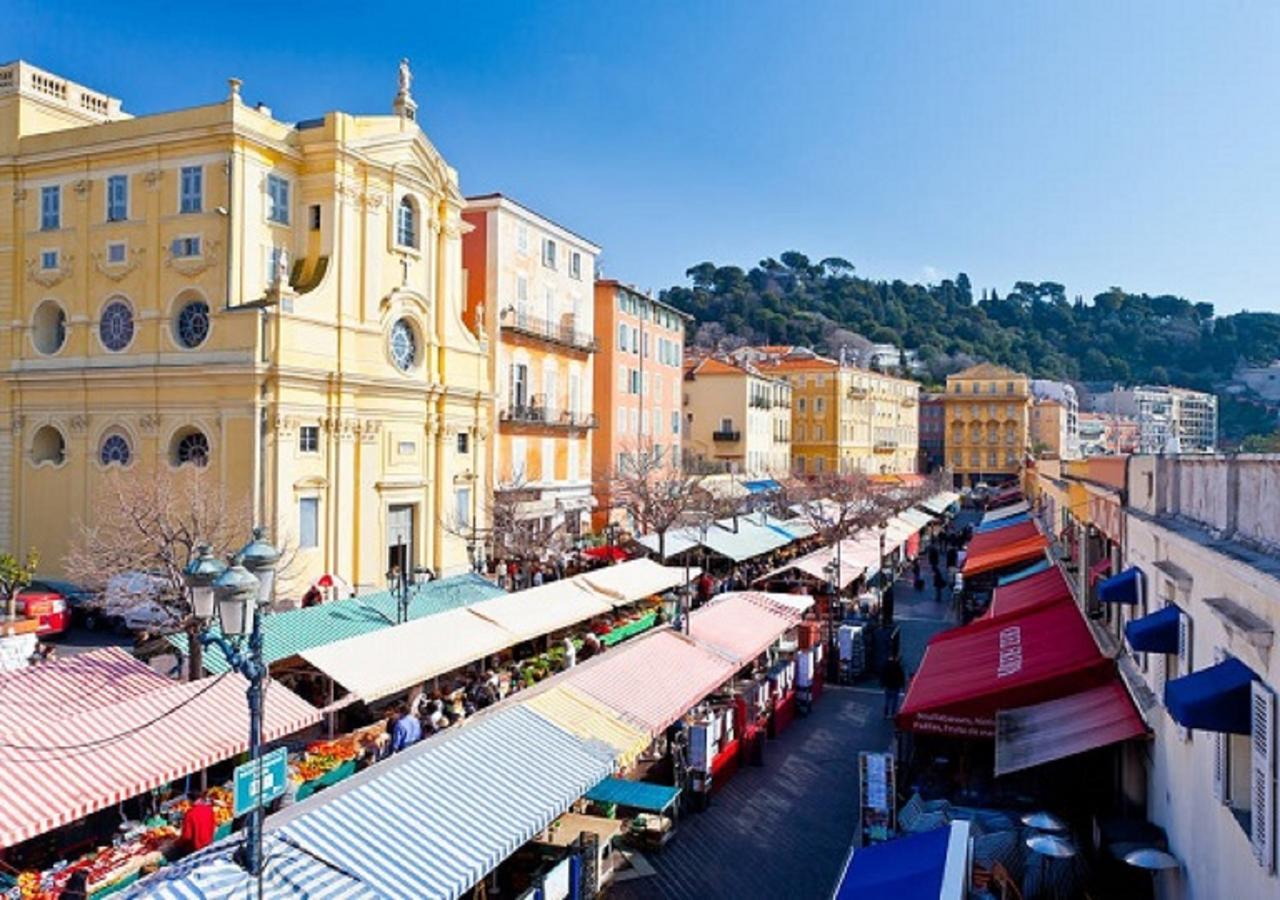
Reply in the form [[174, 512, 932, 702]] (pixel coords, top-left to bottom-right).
[[179, 793, 217, 853], [880, 653, 906, 719], [60, 870, 89, 899], [389, 702, 422, 754]]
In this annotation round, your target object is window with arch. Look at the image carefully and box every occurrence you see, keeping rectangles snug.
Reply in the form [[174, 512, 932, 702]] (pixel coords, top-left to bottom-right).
[[396, 196, 418, 249], [99, 299, 135, 352], [32, 300, 67, 355], [99, 431, 132, 467], [175, 298, 211, 349], [31, 425, 66, 465], [172, 428, 210, 467], [389, 317, 417, 372]]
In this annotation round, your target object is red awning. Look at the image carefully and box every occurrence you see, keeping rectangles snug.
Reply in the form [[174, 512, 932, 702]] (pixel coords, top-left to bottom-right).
[[985, 568, 1073, 619], [583, 546, 629, 562], [995, 680, 1148, 776], [896, 598, 1113, 738], [965, 520, 1040, 557], [962, 535, 1049, 577]]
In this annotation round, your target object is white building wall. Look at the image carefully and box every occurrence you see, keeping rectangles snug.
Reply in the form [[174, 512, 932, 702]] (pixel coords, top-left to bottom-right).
[[1123, 455, 1280, 899]]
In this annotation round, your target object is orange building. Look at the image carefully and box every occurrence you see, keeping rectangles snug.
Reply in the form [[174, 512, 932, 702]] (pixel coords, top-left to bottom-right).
[[591, 280, 688, 528], [462, 195, 599, 533]]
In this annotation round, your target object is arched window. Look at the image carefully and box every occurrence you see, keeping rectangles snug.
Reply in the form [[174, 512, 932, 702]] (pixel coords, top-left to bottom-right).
[[172, 428, 210, 467], [396, 196, 418, 249], [32, 300, 67, 355], [31, 425, 66, 465], [99, 431, 132, 467]]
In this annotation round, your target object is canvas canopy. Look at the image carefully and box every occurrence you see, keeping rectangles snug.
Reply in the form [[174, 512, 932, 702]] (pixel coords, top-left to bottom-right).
[[897, 598, 1113, 738]]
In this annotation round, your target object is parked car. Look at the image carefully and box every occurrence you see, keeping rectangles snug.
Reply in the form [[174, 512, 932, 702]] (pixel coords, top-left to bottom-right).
[[24, 578, 102, 630], [11, 586, 71, 636], [103, 572, 177, 634]]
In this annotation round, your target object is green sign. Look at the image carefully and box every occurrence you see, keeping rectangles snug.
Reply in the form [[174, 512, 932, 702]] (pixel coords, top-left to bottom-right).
[[233, 747, 289, 817]]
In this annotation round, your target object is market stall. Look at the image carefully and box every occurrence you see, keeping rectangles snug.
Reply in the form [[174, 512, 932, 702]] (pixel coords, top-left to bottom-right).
[[166, 572, 506, 675], [563, 631, 737, 735], [582, 777, 682, 851]]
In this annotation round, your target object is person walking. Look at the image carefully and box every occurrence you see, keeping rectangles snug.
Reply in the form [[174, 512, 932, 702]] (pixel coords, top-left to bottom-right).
[[932, 567, 946, 604], [881, 653, 906, 719]]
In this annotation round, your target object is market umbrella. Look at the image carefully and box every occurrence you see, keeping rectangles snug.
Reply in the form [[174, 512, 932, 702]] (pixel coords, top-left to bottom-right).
[[1123, 848, 1179, 870], [1021, 811, 1069, 833]]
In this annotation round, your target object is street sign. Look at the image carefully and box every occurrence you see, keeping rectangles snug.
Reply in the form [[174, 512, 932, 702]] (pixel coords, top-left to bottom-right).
[[233, 747, 289, 817]]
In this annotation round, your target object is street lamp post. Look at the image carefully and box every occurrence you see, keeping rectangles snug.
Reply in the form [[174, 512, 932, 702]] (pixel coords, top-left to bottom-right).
[[184, 529, 279, 888], [877, 527, 890, 625], [387, 558, 432, 625]]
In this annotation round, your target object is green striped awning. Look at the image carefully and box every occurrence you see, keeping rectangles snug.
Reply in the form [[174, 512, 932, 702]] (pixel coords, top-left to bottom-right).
[[168, 573, 505, 673]]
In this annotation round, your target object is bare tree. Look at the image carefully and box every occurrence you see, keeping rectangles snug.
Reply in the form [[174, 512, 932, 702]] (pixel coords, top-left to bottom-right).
[[63, 468, 291, 679], [600, 437, 731, 560], [443, 475, 574, 586]]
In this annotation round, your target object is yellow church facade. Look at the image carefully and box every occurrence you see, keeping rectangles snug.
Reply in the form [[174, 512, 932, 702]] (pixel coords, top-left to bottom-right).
[[0, 60, 491, 594]]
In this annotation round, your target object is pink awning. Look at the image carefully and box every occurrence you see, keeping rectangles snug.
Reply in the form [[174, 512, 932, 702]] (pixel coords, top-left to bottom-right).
[[564, 631, 735, 735], [0, 648, 170, 728], [0, 672, 319, 848], [994, 681, 1148, 776], [688, 593, 799, 664]]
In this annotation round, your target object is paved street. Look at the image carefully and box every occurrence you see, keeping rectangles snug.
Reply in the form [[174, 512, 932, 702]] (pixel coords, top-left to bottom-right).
[[613, 555, 958, 900]]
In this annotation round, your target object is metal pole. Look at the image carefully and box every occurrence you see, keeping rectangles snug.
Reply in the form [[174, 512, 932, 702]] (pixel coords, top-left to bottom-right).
[[246, 603, 265, 894]]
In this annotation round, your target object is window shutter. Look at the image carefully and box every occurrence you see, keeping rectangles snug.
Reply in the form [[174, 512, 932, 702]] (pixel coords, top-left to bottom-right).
[[1177, 613, 1192, 742], [1251, 681, 1275, 872], [1213, 650, 1227, 803]]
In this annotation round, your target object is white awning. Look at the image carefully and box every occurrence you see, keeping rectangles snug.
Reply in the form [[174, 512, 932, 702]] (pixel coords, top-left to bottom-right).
[[578, 558, 697, 605], [920, 491, 961, 514], [468, 581, 615, 642], [299, 607, 520, 702], [982, 500, 1030, 523]]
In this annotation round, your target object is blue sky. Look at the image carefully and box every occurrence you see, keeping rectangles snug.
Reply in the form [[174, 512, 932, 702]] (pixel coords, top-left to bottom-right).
[[11, 1, 1279, 313]]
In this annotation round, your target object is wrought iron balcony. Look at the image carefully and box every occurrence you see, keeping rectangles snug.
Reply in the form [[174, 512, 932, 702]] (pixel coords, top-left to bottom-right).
[[500, 400, 598, 431], [749, 396, 772, 409], [712, 429, 741, 442], [499, 307, 598, 353], [873, 439, 897, 452]]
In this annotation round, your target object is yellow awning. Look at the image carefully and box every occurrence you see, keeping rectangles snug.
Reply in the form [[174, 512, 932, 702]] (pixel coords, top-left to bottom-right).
[[524, 685, 651, 768]]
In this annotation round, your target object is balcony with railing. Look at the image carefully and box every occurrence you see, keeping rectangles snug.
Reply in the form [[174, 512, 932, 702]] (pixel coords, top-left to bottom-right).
[[499, 307, 598, 353], [848, 386, 868, 400], [873, 438, 898, 453], [500, 396, 598, 431], [712, 429, 742, 442], [749, 396, 772, 409]]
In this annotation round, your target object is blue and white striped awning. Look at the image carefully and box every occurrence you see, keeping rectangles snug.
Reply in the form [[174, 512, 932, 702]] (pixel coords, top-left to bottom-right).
[[130, 705, 616, 899]]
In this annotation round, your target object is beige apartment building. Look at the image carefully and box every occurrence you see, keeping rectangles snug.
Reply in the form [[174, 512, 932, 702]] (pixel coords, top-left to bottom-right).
[[681, 357, 790, 477], [462, 194, 598, 534], [755, 349, 919, 475], [944, 362, 1031, 487]]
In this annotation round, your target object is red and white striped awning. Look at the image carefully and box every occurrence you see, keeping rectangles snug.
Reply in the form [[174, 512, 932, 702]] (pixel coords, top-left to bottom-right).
[[564, 631, 735, 735], [0, 671, 319, 848], [688, 593, 799, 664], [0, 648, 171, 729]]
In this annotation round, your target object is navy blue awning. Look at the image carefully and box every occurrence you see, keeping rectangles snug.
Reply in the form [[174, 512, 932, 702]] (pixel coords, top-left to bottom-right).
[[834, 826, 951, 900], [1164, 657, 1257, 734], [1125, 605, 1180, 654], [1098, 567, 1143, 604]]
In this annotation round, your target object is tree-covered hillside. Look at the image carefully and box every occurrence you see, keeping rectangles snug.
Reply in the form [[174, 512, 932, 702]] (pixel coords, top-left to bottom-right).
[[660, 252, 1280, 441]]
